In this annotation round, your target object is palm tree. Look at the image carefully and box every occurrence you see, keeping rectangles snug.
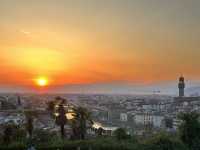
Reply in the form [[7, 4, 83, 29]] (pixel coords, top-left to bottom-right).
[[24, 110, 37, 139], [46, 100, 56, 116], [55, 96, 67, 105], [55, 104, 67, 139], [71, 106, 93, 140]]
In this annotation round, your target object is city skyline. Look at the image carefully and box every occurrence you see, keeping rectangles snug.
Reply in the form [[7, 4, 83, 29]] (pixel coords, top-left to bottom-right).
[[0, 0, 200, 92], [1, 1, 200, 148]]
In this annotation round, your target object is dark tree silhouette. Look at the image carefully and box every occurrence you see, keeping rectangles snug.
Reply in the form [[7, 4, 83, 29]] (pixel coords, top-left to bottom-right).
[[55, 96, 67, 105], [71, 106, 93, 140], [25, 111, 37, 139], [113, 128, 129, 141], [55, 104, 67, 139], [3, 124, 13, 144], [46, 100, 55, 116], [144, 133, 187, 150], [178, 112, 200, 150], [164, 117, 173, 129], [97, 127, 104, 136]]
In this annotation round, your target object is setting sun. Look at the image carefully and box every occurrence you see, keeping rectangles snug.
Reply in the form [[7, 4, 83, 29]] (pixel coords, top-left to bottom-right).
[[36, 77, 48, 87]]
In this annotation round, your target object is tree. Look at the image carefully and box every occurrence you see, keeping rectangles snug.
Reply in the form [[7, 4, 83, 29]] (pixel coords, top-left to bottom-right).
[[178, 112, 200, 150], [3, 124, 13, 144], [55, 96, 67, 105], [46, 100, 56, 116], [12, 125, 26, 141], [164, 117, 173, 129], [113, 128, 129, 141], [2, 123, 26, 144], [97, 127, 104, 136], [144, 133, 187, 150], [33, 129, 55, 144], [25, 110, 37, 139], [71, 106, 93, 140], [55, 104, 67, 139]]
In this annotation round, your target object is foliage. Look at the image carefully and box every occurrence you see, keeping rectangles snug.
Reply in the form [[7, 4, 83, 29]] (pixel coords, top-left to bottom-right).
[[24, 110, 37, 139], [55, 104, 67, 139], [1, 123, 26, 144], [46, 101, 55, 113], [71, 106, 93, 140], [0, 134, 188, 150], [142, 133, 187, 150], [113, 128, 130, 141], [55, 96, 67, 104], [164, 117, 173, 129], [2, 109, 200, 150], [97, 127, 104, 136], [178, 112, 200, 150], [3, 124, 13, 144], [32, 129, 56, 144], [0, 142, 26, 150]]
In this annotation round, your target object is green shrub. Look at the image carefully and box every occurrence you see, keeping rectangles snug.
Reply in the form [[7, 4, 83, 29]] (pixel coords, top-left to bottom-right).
[[142, 133, 187, 150]]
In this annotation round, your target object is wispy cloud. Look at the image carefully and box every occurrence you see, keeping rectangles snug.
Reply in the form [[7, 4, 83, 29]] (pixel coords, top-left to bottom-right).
[[19, 29, 31, 35]]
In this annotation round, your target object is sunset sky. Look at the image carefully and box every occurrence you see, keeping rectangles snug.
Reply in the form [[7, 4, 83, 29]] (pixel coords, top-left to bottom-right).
[[0, 0, 200, 93]]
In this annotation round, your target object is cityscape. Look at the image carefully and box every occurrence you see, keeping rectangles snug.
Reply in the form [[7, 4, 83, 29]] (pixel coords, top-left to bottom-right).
[[0, 0, 200, 150], [0, 76, 200, 149]]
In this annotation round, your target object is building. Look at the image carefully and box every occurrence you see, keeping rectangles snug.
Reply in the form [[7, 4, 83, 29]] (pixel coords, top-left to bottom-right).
[[120, 113, 128, 122], [178, 76, 185, 97], [134, 113, 164, 128]]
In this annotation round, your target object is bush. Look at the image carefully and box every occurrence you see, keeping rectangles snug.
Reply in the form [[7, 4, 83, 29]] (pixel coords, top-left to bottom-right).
[[178, 112, 200, 150], [113, 128, 130, 141], [0, 142, 26, 150], [142, 133, 187, 150], [2, 124, 26, 144], [33, 129, 56, 144]]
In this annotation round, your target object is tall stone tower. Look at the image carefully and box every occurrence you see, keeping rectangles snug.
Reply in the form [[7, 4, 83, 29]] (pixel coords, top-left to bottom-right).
[[178, 76, 185, 97]]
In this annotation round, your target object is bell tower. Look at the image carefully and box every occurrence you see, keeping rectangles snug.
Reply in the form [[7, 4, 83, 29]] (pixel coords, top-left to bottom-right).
[[178, 76, 185, 97]]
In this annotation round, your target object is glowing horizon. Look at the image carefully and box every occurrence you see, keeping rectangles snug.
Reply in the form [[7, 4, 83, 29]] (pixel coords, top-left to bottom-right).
[[0, 0, 200, 90]]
